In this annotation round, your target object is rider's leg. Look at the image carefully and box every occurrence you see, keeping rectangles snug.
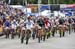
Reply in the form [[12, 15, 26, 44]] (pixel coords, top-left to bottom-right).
[[52, 27, 56, 37], [69, 25, 71, 34], [21, 36, 24, 43], [47, 28, 51, 38], [4, 30, 7, 38], [38, 29, 41, 43], [38, 36, 40, 43], [43, 34, 46, 41], [36, 30, 38, 38], [42, 29, 46, 41], [32, 29, 36, 40], [18, 32, 20, 38], [46, 29, 49, 39], [74, 28, 75, 32], [52, 31, 55, 37], [16, 30, 20, 38], [59, 30, 62, 37], [63, 31, 65, 37], [26, 37, 29, 44], [11, 29, 15, 39], [7, 29, 10, 38], [21, 30, 25, 43], [26, 30, 31, 44]]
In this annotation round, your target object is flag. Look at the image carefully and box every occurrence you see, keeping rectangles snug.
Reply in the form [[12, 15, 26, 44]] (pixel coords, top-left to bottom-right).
[[8, 0, 11, 4]]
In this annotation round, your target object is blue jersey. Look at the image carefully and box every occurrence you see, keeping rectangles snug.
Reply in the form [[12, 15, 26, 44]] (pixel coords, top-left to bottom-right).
[[4, 21, 11, 27]]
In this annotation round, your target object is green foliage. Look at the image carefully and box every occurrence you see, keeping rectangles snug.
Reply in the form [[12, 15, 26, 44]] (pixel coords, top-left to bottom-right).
[[41, 0, 48, 4], [27, 0, 38, 4], [5, 0, 75, 4]]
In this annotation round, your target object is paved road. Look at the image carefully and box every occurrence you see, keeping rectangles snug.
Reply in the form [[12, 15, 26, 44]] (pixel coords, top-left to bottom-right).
[[0, 32, 75, 49]]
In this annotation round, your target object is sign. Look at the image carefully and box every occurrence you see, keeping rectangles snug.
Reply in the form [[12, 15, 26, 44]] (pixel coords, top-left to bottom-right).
[[27, 4, 38, 13], [66, 4, 75, 8], [40, 5, 49, 12], [65, 11, 72, 16]]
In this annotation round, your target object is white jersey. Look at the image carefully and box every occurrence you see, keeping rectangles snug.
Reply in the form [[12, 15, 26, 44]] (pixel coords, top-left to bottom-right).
[[11, 20, 17, 29], [25, 20, 34, 29], [55, 19, 59, 25], [11, 23, 17, 29]]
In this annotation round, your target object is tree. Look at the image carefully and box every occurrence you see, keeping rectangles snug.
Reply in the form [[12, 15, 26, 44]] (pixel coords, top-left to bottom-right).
[[59, 0, 66, 4], [27, 0, 38, 4], [5, 0, 75, 4], [59, 0, 74, 4], [41, 0, 48, 4]]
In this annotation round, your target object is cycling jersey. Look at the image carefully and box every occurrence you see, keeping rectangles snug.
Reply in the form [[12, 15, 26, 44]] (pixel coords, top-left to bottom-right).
[[25, 20, 34, 29], [4, 20, 11, 27]]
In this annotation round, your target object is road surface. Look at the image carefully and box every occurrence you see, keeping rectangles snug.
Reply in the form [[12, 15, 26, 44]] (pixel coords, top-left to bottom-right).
[[0, 32, 75, 49]]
